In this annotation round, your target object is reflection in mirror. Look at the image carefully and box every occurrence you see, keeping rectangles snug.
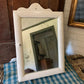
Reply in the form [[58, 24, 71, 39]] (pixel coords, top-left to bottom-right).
[[74, 0, 84, 22], [21, 18, 58, 74]]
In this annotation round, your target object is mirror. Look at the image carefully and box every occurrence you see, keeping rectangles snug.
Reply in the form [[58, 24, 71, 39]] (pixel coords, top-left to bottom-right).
[[21, 18, 58, 73], [74, 0, 84, 22], [13, 3, 64, 82], [68, 0, 84, 28]]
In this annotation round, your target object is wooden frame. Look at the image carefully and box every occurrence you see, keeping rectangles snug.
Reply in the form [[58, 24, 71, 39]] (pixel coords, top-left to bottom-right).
[[13, 3, 65, 82], [68, 0, 84, 28]]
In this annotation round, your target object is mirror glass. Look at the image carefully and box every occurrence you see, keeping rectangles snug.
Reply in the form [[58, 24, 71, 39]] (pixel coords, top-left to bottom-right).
[[74, 0, 84, 22], [21, 18, 58, 74]]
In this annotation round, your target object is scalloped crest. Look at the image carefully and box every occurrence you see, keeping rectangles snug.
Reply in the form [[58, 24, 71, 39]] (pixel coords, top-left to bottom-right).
[[17, 3, 52, 12]]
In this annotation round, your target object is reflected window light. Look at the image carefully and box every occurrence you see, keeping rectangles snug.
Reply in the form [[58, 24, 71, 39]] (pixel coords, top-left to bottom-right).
[[66, 41, 74, 55]]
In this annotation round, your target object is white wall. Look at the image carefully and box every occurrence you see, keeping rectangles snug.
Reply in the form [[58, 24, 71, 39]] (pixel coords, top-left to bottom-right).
[[64, 0, 84, 55]]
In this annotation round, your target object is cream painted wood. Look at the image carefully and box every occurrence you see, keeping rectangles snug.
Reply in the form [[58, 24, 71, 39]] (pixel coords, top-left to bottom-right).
[[13, 3, 65, 82]]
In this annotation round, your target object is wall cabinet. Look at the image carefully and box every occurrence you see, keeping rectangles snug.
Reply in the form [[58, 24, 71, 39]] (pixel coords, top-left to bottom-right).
[[0, 0, 65, 64]]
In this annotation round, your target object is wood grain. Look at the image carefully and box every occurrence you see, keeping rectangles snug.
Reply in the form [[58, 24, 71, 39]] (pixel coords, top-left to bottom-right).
[[48, 0, 59, 11], [30, 0, 39, 4], [13, 0, 30, 10], [39, 0, 48, 9], [0, 0, 11, 42], [7, 0, 14, 40], [0, 42, 16, 64], [58, 0, 65, 11]]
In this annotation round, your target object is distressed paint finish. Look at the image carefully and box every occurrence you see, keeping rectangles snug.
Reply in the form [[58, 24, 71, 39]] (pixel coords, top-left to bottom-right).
[[13, 3, 64, 81], [0, 0, 65, 64]]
